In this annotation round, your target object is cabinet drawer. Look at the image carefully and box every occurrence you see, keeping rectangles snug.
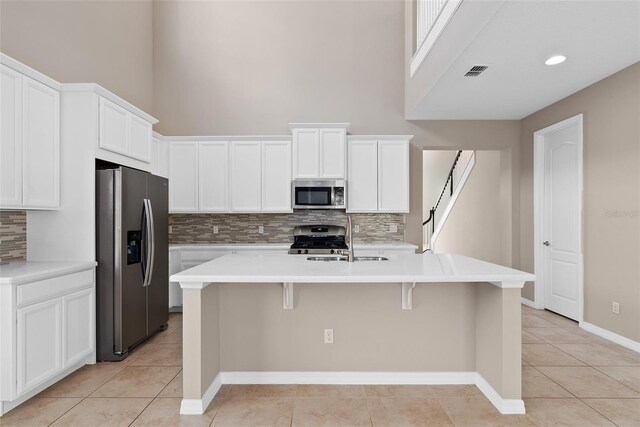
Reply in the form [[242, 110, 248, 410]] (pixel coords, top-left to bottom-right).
[[17, 269, 94, 307]]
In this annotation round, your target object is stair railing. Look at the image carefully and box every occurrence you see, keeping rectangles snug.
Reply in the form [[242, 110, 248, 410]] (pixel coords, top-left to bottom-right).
[[423, 150, 465, 252]]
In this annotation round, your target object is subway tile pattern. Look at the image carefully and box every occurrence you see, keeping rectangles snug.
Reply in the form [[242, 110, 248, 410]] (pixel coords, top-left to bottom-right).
[[0, 210, 27, 263], [169, 212, 405, 244]]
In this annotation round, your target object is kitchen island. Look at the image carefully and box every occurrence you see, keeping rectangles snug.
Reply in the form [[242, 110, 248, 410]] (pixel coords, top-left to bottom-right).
[[171, 252, 534, 416]]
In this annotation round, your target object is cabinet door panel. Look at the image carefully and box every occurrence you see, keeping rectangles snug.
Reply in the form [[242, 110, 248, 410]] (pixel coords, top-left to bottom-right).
[[293, 129, 319, 178], [17, 299, 62, 395], [378, 140, 409, 212], [63, 288, 94, 367], [129, 115, 151, 163], [0, 65, 22, 207], [22, 77, 60, 208], [199, 141, 229, 212], [347, 140, 378, 212], [262, 140, 292, 212], [158, 139, 170, 178], [320, 128, 346, 178], [169, 142, 199, 212], [230, 141, 261, 212], [99, 97, 128, 156]]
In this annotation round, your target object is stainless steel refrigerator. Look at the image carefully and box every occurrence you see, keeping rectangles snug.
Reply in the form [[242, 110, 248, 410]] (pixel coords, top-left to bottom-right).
[[96, 166, 169, 361]]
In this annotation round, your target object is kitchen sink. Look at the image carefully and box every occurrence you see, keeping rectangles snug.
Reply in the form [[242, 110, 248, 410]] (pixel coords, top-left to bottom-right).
[[306, 256, 388, 262], [306, 256, 346, 262], [353, 256, 388, 261]]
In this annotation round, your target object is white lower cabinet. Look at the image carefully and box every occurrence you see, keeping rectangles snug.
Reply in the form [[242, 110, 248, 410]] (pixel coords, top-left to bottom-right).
[[62, 288, 95, 367], [1, 266, 95, 410], [16, 299, 62, 395]]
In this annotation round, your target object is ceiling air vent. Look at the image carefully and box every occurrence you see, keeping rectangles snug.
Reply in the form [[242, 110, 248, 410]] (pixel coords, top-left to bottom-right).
[[464, 65, 488, 77]]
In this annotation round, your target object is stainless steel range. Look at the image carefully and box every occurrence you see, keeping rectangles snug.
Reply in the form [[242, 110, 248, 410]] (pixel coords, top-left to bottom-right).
[[288, 225, 349, 255]]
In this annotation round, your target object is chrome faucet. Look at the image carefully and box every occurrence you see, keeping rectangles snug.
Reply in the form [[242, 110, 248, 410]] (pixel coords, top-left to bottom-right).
[[338, 215, 355, 262]]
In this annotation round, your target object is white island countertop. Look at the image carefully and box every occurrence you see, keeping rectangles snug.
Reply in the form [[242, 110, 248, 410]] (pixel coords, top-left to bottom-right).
[[171, 252, 534, 289], [0, 261, 97, 285]]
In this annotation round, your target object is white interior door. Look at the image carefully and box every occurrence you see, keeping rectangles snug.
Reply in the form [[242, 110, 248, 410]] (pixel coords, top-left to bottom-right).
[[541, 120, 582, 320]]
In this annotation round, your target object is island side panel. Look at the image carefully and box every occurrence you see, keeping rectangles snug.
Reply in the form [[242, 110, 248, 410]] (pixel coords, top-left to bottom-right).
[[475, 283, 522, 402], [218, 282, 477, 372], [182, 285, 220, 400]]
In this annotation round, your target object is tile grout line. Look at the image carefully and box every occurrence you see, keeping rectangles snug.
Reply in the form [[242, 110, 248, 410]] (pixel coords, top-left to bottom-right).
[[46, 395, 87, 426], [523, 307, 638, 426]]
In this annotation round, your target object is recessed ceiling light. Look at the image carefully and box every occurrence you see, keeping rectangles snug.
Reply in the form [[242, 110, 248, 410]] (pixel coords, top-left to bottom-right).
[[545, 55, 567, 66]]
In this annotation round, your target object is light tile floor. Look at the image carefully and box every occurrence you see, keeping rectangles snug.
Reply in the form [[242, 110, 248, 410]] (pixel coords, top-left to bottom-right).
[[1, 307, 639, 426]]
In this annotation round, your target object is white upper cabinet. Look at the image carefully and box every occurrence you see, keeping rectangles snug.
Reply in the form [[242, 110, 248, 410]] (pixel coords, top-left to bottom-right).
[[199, 141, 229, 212], [230, 141, 262, 212], [262, 140, 292, 212], [291, 124, 348, 179], [22, 76, 60, 208], [347, 138, 410, 213], [98, 98, 128, 155], [128, 114, 152, 163], [99, 96, 152, 163], [0, 64, 60, 210], [377, 140, 409, 212], [292, 128, 320, 178], [169, 142, 199, 212], [319, 128, 346, 178], [347, 140, 378, 212], [0, 65, 23, 207], [157, 138, 170, 178]]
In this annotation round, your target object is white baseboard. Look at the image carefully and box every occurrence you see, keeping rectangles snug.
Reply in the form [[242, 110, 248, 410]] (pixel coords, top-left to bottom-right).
[[580, 321, 640, 353], [521, 298, 538, 309], [221, 371, 477, 385], [180, 373, 222, 415], [183, 371, 519, 415], [475, 373, 525, 415]]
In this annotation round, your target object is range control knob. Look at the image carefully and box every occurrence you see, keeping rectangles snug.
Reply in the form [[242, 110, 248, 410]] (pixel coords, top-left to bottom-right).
[[297, 249, 302, 254], [330, 249, 335, 254], [304, 249, 309, 254]]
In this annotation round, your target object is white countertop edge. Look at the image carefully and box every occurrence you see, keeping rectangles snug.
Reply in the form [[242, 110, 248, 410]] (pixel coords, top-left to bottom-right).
[[0, 261, 97, 285], [175, 277, 528, 289]]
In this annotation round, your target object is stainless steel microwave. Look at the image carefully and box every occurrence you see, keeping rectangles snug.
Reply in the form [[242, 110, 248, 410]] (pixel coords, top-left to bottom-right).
[[292, 179, 346, 209]]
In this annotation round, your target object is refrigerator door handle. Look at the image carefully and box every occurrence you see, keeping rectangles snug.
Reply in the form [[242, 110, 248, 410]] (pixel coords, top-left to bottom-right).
[[147, 199, 155, 287], [142, 199, 153, 287], [140, 200, 147, 286]]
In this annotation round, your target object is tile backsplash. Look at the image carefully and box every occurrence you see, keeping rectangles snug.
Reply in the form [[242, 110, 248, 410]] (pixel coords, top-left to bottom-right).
[[169, 212, 405, 244], [0, 210, 27, 263]]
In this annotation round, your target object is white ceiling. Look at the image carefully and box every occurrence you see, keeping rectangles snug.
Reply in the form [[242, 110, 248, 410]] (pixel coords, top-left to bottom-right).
[[411, 0, 640, 120]]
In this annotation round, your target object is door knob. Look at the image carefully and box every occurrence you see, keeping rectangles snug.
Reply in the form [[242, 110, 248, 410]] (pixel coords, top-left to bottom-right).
[[543, 241, 550, 247]]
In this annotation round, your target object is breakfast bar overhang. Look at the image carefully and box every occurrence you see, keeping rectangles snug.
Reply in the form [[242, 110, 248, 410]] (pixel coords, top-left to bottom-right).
[[171, 252, 535, 416]]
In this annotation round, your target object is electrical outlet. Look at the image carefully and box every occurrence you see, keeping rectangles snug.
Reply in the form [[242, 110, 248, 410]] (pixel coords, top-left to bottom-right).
[[612, 302, 620, 315], [258, 225, 264, 234], [354, 225, 360, 233], [389, 223, 398, 233], [324, 329, 334, 344], [213, 225, 219, 234], [168, 225, 173, 234]]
